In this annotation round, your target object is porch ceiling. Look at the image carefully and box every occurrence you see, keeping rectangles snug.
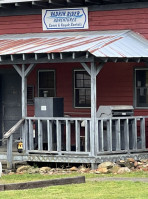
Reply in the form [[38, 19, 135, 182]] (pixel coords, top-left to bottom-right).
[[0, 30, 148, 64], [0, 0, 146, 9]]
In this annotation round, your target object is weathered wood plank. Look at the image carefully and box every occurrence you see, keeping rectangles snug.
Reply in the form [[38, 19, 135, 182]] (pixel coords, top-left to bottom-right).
[[7, 135, 13, 169], [85, 120, 90, 152], [56, 120, 61, 153], [75, 120, 80, 152], [140, 118, 146, 150], [66, 120, 71, 152], [131, 118, 137, 150], [98, 120, 104, 152], [3, 176, 85, 191], [124, 119, 129, 151], [47, 120, 53, 151], [107, 119, 112, 152], [22, 119, 28, 152], [38, 120, 43, 150], [95, 119, 99, 154], [29, 119, 34, 150], [115, 119, 121, 151], [4, 118, 25, 139]]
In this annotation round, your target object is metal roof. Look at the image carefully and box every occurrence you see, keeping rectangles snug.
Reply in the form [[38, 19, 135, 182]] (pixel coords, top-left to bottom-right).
[[0, 0, 145, 6], [0, 30, 148, 59]]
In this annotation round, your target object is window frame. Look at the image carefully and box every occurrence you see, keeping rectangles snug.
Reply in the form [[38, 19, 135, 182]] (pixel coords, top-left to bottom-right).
[[38, 69, 56, 97], [27, 85, 34, 105], [74, 69, 91, 108], [134, 67, 148, 109]]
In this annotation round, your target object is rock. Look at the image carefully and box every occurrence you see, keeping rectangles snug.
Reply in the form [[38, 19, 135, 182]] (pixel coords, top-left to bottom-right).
[[134, 161, 138, 168], [137, 162, 143, 165], [116, 160, 126, 167], [125, 161, 134, 169], [16, 165, 31, 173], [97, 167, 110, 174], [95, 170, 101, 174], [109, 164, 121, 174], [127, 158, 135, 163], [8, 172, 15, 175], [98, 162, 114, 169], [140, 159, 148, 163], [79, 166, 90, 173], [28, 167, 40, 174], [70, 166, 78, 171], [39, 167, 51, 174], [117, 167, 131, 174]]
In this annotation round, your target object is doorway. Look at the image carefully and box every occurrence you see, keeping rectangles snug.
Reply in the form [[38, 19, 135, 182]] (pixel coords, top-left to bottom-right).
[[0, 71, 21, 146]]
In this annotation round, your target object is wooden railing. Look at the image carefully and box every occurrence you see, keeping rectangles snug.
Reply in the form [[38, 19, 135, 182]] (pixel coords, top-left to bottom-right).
[[23, 117, 91, 155], [23, 116, 147, 155], [3, 116, 148, 169], [3, 118, 25, 169], [95, 117, 147, 154]]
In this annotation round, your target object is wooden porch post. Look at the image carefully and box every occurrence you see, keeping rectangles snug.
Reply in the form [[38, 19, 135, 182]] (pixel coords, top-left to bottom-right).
[[22, 64, 27, 117], [90, 62, 96, 158], [13, 64, 35, 117], [81, 62, 104, 170]]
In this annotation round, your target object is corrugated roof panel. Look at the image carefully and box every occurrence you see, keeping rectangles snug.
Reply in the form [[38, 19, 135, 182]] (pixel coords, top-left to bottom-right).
[[0, 30, 148, 58]]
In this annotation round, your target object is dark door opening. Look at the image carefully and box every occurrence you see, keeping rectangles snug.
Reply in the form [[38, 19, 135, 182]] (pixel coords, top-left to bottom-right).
[[0, 71, 21, 146]]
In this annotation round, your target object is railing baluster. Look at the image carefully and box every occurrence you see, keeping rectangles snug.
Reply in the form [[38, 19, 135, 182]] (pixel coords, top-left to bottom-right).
[[107, 119, 112, 151], [47, 120, 53, 151], [115, 119, 121, 151], [85, 120, 90, 152], [140, 117, 146, 150], [131, 118, 137, 150], [95, 119, 99, 154], [75, 120, 80, 152], [22, 119, 28, 152], [124, 119, 129, 151], [56, 120, 61, 153], [98, 119, 104, 152], [29, 119, 34, 150], [7, 135, 13, 169], [38, 120, 43, 150], [66, 120, 71, 152]]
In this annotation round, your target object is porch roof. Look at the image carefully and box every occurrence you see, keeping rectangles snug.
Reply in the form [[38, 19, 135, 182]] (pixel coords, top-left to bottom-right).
[[0, 30, 148, 64]]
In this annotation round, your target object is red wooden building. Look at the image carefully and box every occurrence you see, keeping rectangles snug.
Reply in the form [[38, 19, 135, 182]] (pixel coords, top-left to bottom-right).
[[0, 0, 148, 169]]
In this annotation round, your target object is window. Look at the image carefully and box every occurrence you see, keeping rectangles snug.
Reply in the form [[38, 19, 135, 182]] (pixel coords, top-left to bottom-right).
[[27, 85, 34, 104], [74, 70, 91, 108], [38, 70, 55, 97], [135, 69, 148, 107]]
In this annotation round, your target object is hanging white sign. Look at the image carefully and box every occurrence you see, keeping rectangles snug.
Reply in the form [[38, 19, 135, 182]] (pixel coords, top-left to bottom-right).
[[42, 7, 88, 30]]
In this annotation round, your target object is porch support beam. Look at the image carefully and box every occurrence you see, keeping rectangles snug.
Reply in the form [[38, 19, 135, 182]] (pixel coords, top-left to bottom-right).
[[81, 62, 104, 168], [90, 62, 97, 157], [96, 62, 104, 75], [81, 62, 91, 75], [13, 63, 36, 117]]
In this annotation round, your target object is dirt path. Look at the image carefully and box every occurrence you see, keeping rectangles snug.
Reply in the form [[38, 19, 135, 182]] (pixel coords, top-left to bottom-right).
[[87, 177, 148, 183]]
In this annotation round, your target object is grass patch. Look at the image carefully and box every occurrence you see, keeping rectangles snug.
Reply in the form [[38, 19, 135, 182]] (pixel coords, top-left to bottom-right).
[[0, 170, 148, 184], [0, 180, 148, 199], [0, 171, 148, 198]]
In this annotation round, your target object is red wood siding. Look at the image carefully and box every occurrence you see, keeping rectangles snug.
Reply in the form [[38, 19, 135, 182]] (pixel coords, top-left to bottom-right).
[[0, 8, 148, 39], [1, 7, 148, 117], [27, 63, 91, 117], [26, 62, 148, 117]]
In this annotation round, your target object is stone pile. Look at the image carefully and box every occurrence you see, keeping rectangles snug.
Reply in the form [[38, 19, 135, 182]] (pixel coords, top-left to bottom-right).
[[3, 158, 148, 175], [95, 158, 148, 174]]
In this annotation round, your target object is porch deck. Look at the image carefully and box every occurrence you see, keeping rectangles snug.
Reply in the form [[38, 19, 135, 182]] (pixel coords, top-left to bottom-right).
[[2, 115, 148, 169]]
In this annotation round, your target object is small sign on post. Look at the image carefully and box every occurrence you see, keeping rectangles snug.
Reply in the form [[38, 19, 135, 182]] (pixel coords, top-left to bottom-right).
[[42, 7, 88, 30]]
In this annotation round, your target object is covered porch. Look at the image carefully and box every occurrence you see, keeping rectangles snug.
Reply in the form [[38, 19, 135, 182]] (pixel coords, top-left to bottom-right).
[[1, 30, 148, 169]]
